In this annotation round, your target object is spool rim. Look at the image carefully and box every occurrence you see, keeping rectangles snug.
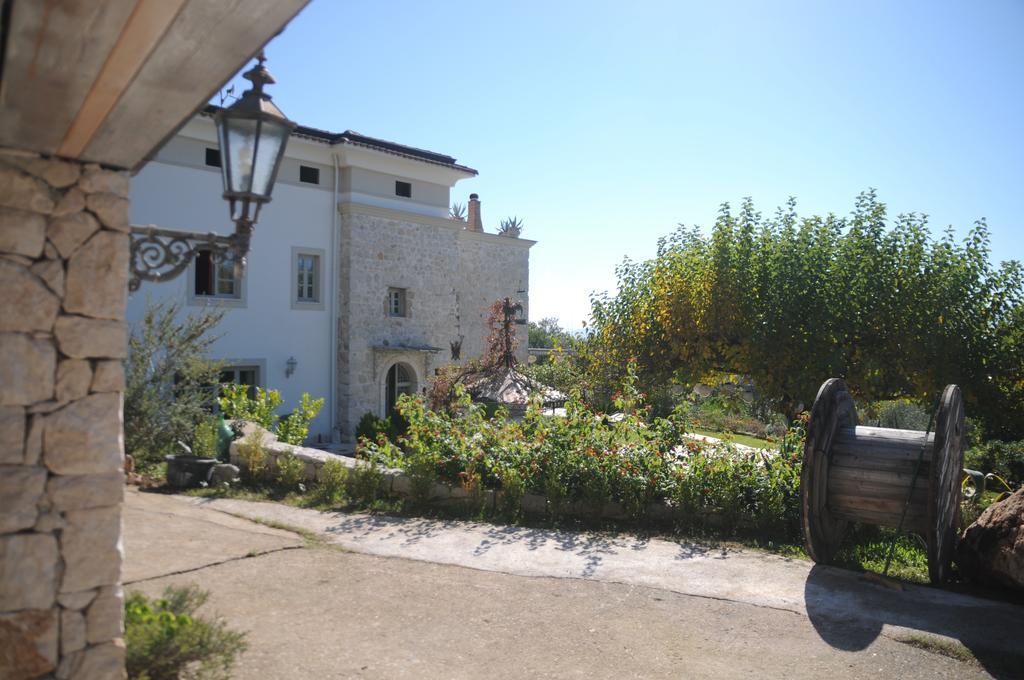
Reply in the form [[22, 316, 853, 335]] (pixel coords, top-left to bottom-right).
[[801, 378, 855, 564], [927, 384, 965, 585]]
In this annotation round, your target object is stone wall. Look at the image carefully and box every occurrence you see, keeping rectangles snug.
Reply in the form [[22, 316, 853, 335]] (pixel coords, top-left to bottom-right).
[[1, 149, 129, 679], [336, 205, 533, 441]]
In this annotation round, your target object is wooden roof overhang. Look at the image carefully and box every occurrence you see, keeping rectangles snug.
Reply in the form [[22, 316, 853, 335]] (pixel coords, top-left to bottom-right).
[[0, 0, 310, 172]]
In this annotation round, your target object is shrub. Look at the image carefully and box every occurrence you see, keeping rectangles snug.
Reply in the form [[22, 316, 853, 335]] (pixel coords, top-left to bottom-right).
[[220, 385, 324, 446], [276, 393, 325, 445], [125, 585, 246, 680], [124, 301, 223, 470], [363, 360, 805, 540], [235, 430, 269, 483], [862, 399, 930, 431], [349, 457, 386, 506], [190, 417, 220, 460], [355, 411, 390, 443], [315, 459, 350, 506], [275, 452, 306, 491], [218, 384, 281, 431], [964, 440, 1024, 487]]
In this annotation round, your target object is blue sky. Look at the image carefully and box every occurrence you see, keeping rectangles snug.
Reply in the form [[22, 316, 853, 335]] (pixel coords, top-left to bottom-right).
[[223, 0, 1024, 329]]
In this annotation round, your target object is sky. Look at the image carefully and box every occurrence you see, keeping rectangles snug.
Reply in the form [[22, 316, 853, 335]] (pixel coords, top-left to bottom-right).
[[222, 0, 1024, 330]]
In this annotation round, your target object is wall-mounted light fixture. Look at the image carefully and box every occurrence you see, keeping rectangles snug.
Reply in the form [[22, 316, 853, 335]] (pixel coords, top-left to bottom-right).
[[128, 52, 295, 290], [285, 356, 298, 378]]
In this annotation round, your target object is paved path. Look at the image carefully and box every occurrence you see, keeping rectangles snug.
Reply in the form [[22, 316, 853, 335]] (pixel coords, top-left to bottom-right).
[[124, 489, 1023, 679]]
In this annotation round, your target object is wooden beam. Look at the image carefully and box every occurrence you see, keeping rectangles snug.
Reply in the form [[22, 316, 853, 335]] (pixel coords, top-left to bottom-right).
[[57, 0, 189, 159], [0, 0, 137, 155], [83, 0, 312, 170]]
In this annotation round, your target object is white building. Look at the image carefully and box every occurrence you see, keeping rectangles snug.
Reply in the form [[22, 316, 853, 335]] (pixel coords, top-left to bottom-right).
[[127, 107, 534, 443]]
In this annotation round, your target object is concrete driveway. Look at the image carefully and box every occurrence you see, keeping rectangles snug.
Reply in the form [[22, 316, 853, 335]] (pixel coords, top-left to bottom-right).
[[123, 489, 1023, 679]]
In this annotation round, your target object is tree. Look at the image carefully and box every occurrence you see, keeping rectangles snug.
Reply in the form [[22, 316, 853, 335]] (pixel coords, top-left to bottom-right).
[[528, 317, 576, 349], [124, 300, 225, 468], [585, 191, 1024, 438]]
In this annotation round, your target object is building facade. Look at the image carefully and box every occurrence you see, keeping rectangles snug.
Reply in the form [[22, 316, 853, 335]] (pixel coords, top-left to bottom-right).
[[127, 110, 533, 443]]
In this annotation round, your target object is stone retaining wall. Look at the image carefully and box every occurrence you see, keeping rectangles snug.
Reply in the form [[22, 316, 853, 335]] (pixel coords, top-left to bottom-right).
[[1, 149, 129, 679]]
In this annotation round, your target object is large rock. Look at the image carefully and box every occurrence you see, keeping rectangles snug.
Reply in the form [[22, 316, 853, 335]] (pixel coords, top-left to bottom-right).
[[85, 585, 123, 644], [85, 193, 129, 232], [62, 639, 125, 680], [30, 258, 65, 297], [61, 609, 86, 656], [54, 316, 127, 359], [0, 534, 60, 610], [957, 487, 1024, 591], [47, 211, 100, 258], [0, 609, 58, 678], [61, 505, 122, 592], [63, 230, 128, 320], [0, 259, 60, 332], [43, 393, 123, 475], [52, 187, 86, 218], [90, 360, 125, 393], [47, 473, 124, 512], [78, 167, 129, 198], [0, 333, 56, 406], [0, 466, 47, 532], [0, 164, 55, 214], [55, 358, 93, 404], [0, 206, 47, 257], [0, 405, 25, 464]]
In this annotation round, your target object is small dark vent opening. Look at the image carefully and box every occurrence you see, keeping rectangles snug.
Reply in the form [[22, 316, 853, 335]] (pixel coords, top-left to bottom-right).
[[395, 181, 412, 198], [205, 148, 222, 168], [300, 165, 320, 184]]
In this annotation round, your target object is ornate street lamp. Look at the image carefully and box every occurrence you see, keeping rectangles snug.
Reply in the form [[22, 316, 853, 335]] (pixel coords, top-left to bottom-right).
[[129, 52, 295, 290]]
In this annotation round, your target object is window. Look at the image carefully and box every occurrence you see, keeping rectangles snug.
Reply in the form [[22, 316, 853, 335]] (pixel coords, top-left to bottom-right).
[[205, 148, 221, 168], [194, 249, 240, 298], [296, 253, 319, 302], [387, 287, 407, 317], [291, 247, 325, 310], [299, 165, 320, 184], [395, 180, 412, 198], [220, 365, 260, 401]]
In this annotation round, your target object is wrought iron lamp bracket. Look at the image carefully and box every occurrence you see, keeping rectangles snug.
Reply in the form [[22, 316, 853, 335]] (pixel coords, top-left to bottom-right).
[[128, 223, 252, 292]]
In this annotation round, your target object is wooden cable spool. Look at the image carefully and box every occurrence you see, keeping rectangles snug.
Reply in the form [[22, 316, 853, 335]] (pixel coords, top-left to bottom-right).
[[801, 378, 965, 584]]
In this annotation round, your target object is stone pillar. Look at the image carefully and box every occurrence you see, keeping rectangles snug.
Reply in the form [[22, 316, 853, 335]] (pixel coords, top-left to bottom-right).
[[466, 193, 484, 232], [0, 149, 129, 679]]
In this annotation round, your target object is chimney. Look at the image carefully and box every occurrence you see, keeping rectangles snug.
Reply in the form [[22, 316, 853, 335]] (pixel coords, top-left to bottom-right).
[[466, 193, 483, 232]]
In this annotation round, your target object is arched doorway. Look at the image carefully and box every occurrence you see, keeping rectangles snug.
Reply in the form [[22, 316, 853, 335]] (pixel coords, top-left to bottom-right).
[[384, 363, 416, 416]]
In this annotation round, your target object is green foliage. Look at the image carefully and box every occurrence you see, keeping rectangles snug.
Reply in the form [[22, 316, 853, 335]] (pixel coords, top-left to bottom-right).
[[527, 317, 577, 350], [218, 384, 280, 431], [356, 411, 391, 442], [365, 362, 805, 538], [861, 399, 930, 431], [348, 458, 386, 506], [585, 192, 1024, 438], [190, 417, 221, 461], [277, 393, 325, 445], [235, 429, 269, 483], [498, 215, 524, 237], [125, 585, 246, 680], [220, 386, 323, 445], [274, 452, 306, 491], [124, 300, 223, 469], [964, 440, 1024, 487], [314, 459, 350, 506]]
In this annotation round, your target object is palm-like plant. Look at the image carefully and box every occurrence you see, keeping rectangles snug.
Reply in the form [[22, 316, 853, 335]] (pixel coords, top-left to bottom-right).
[[449, 203, 466, 221], [498, 216, 523, 237]]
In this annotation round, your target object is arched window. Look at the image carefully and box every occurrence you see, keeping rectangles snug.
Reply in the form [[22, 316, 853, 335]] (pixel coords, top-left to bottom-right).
[[385, 363, 415, 415]]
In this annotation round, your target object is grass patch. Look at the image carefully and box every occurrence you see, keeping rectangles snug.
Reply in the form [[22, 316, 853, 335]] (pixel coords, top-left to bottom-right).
[[689, 428, 777, 450], [832, 525, 929, 584], [893, 634, 977, 664]]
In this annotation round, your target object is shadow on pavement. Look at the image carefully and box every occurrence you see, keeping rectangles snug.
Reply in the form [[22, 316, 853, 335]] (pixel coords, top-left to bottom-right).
[[804, 565, 1024, 679]]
